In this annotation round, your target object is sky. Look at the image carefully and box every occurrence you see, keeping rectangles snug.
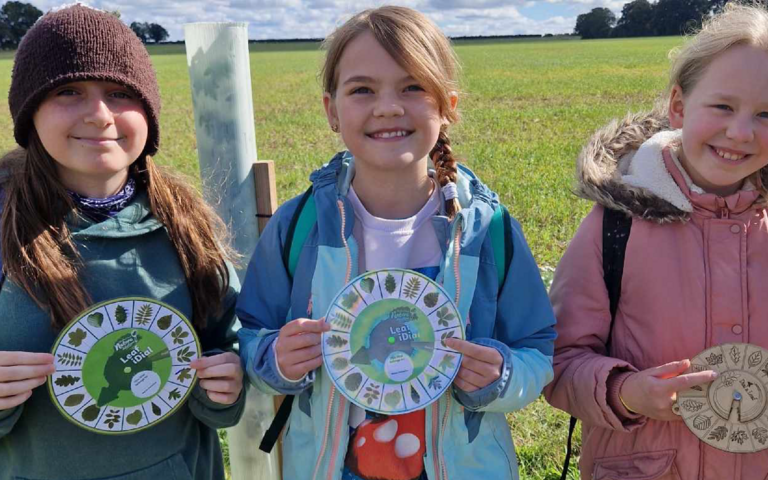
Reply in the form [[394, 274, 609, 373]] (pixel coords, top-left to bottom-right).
[[27, 0, 627, 41]]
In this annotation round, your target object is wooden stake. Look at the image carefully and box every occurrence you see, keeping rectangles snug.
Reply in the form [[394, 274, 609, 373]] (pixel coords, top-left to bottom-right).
[[253, 160, 278, 233]]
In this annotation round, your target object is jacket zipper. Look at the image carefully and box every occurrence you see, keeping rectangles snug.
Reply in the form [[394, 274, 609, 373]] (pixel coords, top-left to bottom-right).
[[432, 219, 463, 480], [313, 200, 354, 480]]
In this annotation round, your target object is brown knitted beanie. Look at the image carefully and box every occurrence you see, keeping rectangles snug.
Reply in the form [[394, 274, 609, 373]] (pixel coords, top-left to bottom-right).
[[9, 5, 161, 156]]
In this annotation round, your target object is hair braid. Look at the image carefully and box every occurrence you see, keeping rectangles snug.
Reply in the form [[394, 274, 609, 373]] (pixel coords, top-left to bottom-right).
[[431, 129, 461, 219]]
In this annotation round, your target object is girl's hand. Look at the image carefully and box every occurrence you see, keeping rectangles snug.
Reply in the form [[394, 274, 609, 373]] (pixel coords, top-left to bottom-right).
[[619, 359, 718, 421], [275, 318, 330, 382], [443, 339, 503, 392], [191, 353, 244, 405], [0, 352, 55, 410]]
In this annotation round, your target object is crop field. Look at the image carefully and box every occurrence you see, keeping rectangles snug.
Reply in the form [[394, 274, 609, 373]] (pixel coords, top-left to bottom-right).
[[0, 36, 682, 479]]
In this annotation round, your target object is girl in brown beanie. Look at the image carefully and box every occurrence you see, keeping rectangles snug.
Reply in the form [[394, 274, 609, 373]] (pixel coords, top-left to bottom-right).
[[0, 5, 244, 480]]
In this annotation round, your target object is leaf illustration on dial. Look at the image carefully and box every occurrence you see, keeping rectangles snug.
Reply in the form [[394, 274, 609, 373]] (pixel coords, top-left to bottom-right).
[[176, 346, 193, 363], [332, 357, 349, 371], [151, 402, 162, 416], [344, 372, 362, 391], [331, 313, 352, 330], [341, 291, 359, 310], [64, 393, 85, 407], [115, 305, 128, 325], [730, 345, 741, 365], [438, 354, 456, 372], [437, 307, 456, 327], [58, 352, 82, 367], [410, 385, 421, 404], [176, 368, 192, 382], [385, 274, 397, 294], [126, 410, 143, 426], [326, 335, 348, 348], [87, 313, 104, 328], [157, 315, 173, 330], [81, 405, 100, 422], [55, 375, 80, 387], [384, 390, 401, 408], [135, 304, 153, 326], [749, 351, 763, 368], [423, 292, 439, 308], [167, 388, 181, 401], [402, 277, 421, 299], [171, 325, 189, 345], [360, 277, 375, 294], [68, 328, 87, 347], [708, 426, 728, 442]]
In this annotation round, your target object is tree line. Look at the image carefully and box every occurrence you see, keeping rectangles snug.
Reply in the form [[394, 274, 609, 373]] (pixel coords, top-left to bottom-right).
[[0, 1, 168, 49], [576, 0, 730, 39]]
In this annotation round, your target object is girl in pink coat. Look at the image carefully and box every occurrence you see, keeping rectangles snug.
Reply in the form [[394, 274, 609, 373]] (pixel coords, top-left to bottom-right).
[[544, 4, 768, 480]]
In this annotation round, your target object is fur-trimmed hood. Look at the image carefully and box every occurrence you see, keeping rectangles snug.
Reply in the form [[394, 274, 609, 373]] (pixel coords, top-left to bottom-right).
[[576, 109, 768, 223]]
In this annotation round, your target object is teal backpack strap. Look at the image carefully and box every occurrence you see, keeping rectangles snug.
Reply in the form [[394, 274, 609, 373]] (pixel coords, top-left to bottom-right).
[[263, 187, 317, 454], [490, 204, 513, 294], [282, 187, 317, 279]]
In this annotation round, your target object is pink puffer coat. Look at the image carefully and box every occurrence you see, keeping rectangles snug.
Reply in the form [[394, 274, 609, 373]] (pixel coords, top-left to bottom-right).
[[544, 111, 768, 480]]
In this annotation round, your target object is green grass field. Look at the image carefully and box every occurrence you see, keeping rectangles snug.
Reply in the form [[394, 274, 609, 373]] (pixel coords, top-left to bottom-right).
[[0, 36, 682, 479]]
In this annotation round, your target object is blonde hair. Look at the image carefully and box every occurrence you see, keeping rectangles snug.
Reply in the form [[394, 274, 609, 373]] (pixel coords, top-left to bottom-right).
[[669, 2, 768, 95], [668, 1, 768, 196], [320, 6, 463, 218]]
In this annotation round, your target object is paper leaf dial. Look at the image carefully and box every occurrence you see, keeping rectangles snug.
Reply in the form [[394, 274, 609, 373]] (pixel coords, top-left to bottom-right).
[[87, 313, 104, 328]]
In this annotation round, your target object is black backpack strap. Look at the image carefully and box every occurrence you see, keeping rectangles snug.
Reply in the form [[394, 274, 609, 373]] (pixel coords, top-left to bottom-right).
[[259, 395, 294, 453], [602, 207, 632, 334], [560, 207, 632, 480]]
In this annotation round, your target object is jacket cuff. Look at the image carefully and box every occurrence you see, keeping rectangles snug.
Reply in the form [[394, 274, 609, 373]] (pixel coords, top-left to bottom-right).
[[452, 338, 512, 411], [606, 369, 643, 423], [262, 337, 314, 393], [271, 339, 310, 384]]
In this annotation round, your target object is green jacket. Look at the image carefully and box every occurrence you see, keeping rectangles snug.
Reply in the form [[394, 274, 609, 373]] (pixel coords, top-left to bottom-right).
[[0, 192, 244, 480]]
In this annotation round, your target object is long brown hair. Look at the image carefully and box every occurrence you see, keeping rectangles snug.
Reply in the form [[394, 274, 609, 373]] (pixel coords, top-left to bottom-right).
[[0, 130, 234, 331], [321, 6, 463, 218]]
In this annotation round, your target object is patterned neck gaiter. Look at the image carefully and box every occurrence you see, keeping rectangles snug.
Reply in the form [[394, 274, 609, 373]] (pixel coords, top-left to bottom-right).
[[68, 177, 138, 223]]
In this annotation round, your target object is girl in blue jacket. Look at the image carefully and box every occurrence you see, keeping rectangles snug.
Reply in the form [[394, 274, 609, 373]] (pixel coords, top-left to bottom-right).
[[237, 6, 556, 480], [0, 5, 243, 479]]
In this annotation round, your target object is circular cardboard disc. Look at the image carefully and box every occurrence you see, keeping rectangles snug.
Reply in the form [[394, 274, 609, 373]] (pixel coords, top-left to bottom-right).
[[675, 343, 768, 453], [49, 297, 201, 435], [322, 269, 465, 415]]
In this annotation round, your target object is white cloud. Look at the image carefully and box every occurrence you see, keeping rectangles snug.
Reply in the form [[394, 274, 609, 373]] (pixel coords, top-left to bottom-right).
[[28, 0, 617, 40]]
